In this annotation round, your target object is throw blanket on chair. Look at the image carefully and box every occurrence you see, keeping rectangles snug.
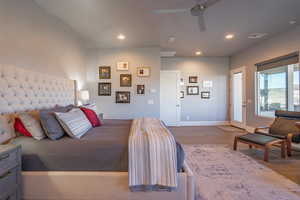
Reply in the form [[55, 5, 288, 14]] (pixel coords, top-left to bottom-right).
[[129, 118, 178, 192]]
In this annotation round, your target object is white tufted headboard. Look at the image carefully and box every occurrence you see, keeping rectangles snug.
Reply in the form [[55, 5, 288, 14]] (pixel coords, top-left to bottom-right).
[[0, 65, 76, 115]]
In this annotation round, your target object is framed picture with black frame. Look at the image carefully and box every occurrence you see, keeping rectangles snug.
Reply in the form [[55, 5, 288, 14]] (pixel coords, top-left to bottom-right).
[[99, 66, 111, 79], [120, 74, 132, 87], [187, 86, 199, 95], [137, 85, 145, 95], [201, 91, 210, 99], [98, 82, 111, 96], [189, 76, 198, 83], [116, 91, 130, 103]]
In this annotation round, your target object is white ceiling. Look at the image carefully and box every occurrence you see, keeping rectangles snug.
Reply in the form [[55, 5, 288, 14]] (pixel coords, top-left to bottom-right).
[[34, 0, 300, 57]]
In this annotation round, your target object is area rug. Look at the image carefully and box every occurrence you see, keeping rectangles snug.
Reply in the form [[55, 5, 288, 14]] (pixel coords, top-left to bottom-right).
[[183, 144, 300, 200]]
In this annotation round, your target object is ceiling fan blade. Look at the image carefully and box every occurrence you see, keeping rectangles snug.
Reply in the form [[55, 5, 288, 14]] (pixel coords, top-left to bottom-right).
[[198, 13, 206, 32], [153, 9, 188, 14], [204, 0, 221, 8]]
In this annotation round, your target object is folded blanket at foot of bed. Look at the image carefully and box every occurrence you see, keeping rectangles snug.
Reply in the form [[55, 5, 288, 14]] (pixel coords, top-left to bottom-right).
[[129, 118, 178, 192]]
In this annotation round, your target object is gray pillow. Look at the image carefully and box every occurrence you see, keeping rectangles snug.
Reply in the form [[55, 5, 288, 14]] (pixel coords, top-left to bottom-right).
[[40, 105, 74, 140], [54, 108, 92, 139]]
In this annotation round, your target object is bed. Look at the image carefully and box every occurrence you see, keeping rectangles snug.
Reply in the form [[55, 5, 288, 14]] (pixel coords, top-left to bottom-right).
[[0, 65, 195, 200]]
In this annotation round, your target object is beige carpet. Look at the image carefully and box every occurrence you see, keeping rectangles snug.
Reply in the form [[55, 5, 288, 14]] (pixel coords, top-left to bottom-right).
[[184, 144, 300, 200]]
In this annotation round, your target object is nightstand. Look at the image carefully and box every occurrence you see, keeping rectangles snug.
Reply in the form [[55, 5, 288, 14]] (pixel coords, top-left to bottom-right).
[[0, 144, 21, 200]]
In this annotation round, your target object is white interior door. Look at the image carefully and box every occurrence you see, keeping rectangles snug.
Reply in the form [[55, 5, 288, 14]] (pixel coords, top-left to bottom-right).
[[230, 67, 246, 129], [160, 71, 181, 126]]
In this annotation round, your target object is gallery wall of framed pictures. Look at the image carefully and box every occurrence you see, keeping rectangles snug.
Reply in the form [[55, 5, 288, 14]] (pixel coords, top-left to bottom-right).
[[180, 75, 213, 100], [97, 62, 150, 104]]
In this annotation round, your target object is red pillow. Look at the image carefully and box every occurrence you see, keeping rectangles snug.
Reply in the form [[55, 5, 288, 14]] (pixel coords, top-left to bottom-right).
[[14, 118, 32, 137], [80, 107, 102, 127]]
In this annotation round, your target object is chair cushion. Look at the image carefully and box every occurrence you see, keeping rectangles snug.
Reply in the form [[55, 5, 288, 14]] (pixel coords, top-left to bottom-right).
[[54, 108, 92, 139], [269, 117, 300, 137], [238, 133, 280, 146], [18, 113, 46, 140], [80, 107, 101, 127]]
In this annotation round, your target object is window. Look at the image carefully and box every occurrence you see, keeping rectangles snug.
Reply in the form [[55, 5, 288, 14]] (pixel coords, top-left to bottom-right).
[[256, 52, 299, 117]]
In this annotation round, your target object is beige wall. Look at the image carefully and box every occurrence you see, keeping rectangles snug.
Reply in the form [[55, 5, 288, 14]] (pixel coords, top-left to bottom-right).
[[86, 47, 161, 119], [230, 26, 300, 127], [0, 0, 87, 89]]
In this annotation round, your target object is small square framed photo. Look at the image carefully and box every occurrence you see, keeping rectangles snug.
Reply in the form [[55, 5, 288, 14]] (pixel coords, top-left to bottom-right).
[[117, 62, 129, 71], [99, 66, 111, 79], [98, 82, 111, 96], [201, 91, 210, 99], [137, 85, 145, 95], [120, 74, 132, 87], [116, 91, 130, 103], [189, 76, 198, 83], [180, 91, 184, 99], [137, 67, 150, 77], [187, 86, 199, 95]]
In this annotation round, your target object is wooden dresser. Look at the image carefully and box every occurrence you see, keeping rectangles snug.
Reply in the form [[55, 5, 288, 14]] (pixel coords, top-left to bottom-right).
[[0, 144, 21, 200]]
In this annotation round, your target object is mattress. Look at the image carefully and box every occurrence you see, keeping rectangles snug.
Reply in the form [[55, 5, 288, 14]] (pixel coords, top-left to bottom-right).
[[12, 120, 184, 172]]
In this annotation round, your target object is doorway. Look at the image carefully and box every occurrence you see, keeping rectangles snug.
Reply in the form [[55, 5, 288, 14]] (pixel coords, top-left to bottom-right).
[[160, 70, 181, 126], [230, 67, 246, 129]]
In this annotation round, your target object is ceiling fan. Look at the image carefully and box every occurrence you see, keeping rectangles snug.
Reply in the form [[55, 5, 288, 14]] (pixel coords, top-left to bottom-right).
[[153, 0, 221, 32]]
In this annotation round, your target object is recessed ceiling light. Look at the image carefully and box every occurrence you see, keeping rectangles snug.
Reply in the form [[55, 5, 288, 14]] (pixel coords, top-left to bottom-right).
[[289, 20, 297, 25], [225, 34, 235, 40], [195, 51, 202, 56], [117, 34, 126, 40]]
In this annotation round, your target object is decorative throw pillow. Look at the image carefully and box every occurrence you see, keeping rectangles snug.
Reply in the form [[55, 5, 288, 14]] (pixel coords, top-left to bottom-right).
[[54, 108, 92, 139], [80, 107, 101, 127], [14, 118, 32, 137], [81, 103, 98, 115], [40, 106, 71, 140], [0, 115, 15, 143], [18, 113, 46, 140]]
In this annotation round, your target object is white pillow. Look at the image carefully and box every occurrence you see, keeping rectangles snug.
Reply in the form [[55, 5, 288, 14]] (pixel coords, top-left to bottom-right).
[[0, 115, 15, 144], [19, 113, 46, 140], [55, 108, 92, 139]]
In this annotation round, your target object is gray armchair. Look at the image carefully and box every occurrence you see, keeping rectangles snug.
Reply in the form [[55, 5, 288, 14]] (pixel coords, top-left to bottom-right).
[[255, 110, 300, 156]]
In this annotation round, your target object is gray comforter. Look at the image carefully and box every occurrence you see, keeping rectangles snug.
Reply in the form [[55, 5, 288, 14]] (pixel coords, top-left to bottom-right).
[[12, 120, 184, 172]]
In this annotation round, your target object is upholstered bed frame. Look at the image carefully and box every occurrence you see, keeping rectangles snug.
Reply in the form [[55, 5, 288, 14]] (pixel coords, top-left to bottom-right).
[[0, 65, 195, 200]]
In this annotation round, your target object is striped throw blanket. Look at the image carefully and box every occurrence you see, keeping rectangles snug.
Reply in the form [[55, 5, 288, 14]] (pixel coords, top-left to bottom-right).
[[129, 118, 178, 192]]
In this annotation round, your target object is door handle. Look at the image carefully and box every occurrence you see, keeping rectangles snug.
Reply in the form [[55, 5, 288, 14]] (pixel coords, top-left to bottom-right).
[[176, 105, 180, 107]]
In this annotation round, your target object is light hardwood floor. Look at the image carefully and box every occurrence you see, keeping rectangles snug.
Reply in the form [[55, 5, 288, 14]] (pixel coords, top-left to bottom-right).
[[169, 125, 300, 185]]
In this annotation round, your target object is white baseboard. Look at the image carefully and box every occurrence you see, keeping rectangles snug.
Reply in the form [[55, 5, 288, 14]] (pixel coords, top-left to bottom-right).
[[179, 121, 230, 126]]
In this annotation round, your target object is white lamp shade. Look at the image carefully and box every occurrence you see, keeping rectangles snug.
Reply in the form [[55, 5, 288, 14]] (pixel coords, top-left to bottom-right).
[[79, 90, 90, 101]]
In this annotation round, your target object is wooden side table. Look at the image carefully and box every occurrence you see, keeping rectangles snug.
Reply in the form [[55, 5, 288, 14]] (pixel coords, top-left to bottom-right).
[[234, 133, 286, 162]]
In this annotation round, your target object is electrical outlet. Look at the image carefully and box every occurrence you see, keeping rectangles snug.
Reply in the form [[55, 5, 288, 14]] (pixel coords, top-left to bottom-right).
[[186, 116, 190, 120]]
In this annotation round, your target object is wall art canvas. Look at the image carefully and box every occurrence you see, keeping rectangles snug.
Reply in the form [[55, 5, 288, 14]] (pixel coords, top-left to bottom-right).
[[117, 62, 129, 71], [180, 91, 184, 99], [189, 76, 198, 83], [137, 67, 150, 77], [116, 91, 130, 103], [203, 80, 213, 88], [137, 85, 145, 95], [98, 82, 111, 96], [99, 66, 111, 79], [120, 74, 132, 87], [187, 86, 199, 95], [201, 91, 210, 99]]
